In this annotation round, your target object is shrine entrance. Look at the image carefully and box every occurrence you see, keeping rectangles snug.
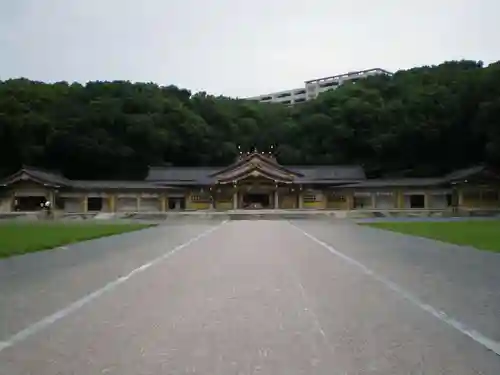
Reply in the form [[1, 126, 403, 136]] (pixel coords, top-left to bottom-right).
[[210, 149, 303, 210], [242, 193, 271, 209]]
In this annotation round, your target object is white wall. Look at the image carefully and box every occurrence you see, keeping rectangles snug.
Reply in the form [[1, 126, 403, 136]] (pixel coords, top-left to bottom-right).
[[140, 198, 160, 212], [0, 197, 11, 212], [313, 190, 325, 203], [403, 195, 412, 208], [64, 198, 81, 212], [101, 199, 110, 212], [429, 194, 448, 208], [117, 198, 137, 212], [375, 195, 395, 209]]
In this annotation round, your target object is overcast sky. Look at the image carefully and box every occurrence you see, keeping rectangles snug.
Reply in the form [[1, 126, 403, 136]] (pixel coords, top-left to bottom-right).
[[1, 0, 498, 97]]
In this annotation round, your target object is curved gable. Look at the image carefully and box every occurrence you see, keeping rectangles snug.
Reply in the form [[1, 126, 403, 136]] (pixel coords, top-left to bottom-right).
[[211, 152, 302, 184], [1, 167, 70, 187]]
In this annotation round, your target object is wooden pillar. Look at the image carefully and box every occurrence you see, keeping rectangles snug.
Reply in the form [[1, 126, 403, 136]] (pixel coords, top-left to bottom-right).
[[396, 190, 404, 209], [458, 189, 464, 207], [274, 189, 279, 209], [424, 192, 430, 209], [136, 195, 141, 212], [160, 194, 166, 212], [109, 195, 116, 213], [345, 191, 353, 210], [46, 190, 56, 210], [82, 195, 88, 213], [371, 193, 376, 209], [232, 190, 238, 209], [298, 192, 303, 209]]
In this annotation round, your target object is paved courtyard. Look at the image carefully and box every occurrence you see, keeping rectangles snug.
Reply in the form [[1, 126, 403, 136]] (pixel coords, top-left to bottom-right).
[[1, 219, 499, 374]]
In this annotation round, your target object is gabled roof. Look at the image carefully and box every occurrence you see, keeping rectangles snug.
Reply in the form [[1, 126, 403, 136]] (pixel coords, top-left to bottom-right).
[[5, 164, 497, 190], [145, 161, 367, 185], [341, 165, 500, 188], [292, 165, 366, 183], [0, 166, 71, 187], [212, 152, 301, 183], [0, 166, 178, 190], [444, 165, 500, 182], [217, 165, 294, 184], [146, 166, 221, 185], [210, 152, 303, 179], [69, 180, 179, 190], [342, 177, 446, 188]]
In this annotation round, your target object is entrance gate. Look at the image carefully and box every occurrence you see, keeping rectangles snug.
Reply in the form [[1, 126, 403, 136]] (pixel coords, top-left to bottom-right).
[[242, 193, 271, 209]]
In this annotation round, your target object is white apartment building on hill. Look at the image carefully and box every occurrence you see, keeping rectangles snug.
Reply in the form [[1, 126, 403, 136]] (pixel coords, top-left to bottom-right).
[[246, 68, 392, 105]]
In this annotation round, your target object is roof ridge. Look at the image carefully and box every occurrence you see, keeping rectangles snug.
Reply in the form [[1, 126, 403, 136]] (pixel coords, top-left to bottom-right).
[[289, 165, 364, 169], [149, 166, 223, 169], [21, 164, 65, 176]]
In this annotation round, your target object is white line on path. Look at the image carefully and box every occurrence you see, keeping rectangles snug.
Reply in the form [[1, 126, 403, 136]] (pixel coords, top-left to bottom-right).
[[0, 221, 227, 353], [290, 222, 500, 357]]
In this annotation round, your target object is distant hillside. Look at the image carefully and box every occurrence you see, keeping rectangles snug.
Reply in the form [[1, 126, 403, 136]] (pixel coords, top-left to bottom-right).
[[0, 59, 499, 180]]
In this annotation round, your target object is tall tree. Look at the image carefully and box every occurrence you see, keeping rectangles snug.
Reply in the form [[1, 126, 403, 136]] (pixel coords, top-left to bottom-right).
[[0, 59, 498, 179]]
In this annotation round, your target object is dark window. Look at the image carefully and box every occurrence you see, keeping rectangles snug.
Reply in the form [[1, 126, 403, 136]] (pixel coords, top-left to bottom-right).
[[168, 198, 177, 210], [409, 194, 425, 208], [276, 92, 291, 98], [482, 190, 499, 201], [319, 81, 339, 88], [261, 96, 272, 101], [446, 193, 453, 207], [87, 197, 103, 211], [463, 190, 480, 201], [14, 196, 45, 211], [281, 100, 292, 104], [168, 197, 186, 210], [243, 193, 270, 208], [294, 90, 306, 95], [294, 98, 306, 103]]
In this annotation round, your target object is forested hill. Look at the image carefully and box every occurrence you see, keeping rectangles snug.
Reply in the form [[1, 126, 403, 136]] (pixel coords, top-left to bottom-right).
[[1, 59, 499, 180]]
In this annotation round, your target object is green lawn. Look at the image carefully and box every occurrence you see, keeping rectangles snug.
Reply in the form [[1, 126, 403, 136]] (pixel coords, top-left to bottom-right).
[[363, 220, 500, 253], [0, 221, 155, 258]]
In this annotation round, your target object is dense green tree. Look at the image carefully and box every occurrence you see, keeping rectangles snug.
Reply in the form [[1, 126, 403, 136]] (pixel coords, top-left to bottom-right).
[[0, 59, 499, 179]]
